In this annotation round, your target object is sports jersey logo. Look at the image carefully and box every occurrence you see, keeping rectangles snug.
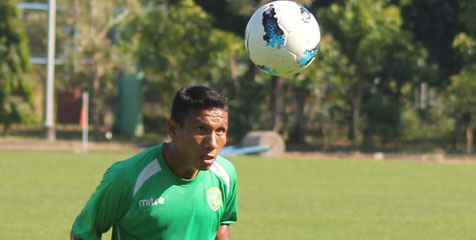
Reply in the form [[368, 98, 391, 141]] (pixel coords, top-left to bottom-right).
[[138, 197, 165, 207], [206, 187, 222, 211]]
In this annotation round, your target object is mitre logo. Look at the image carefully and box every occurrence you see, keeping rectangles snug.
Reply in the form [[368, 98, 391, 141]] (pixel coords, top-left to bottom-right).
[[138, 197, 165, 207], [206, 187, 222, 211]]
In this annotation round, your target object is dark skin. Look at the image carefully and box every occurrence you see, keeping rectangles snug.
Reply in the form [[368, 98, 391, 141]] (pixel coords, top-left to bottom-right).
[[71, 107, 231, 240], [163, 107, 228, 178], [164, 107, 230, 239]]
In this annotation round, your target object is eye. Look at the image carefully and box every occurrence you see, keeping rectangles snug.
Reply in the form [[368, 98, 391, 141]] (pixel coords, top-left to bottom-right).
[[195, 126, 207, 132], [216, 127, 227, 134]]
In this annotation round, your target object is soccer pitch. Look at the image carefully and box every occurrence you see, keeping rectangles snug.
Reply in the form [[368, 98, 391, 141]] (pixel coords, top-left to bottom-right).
[[1, 150, 475, 239]]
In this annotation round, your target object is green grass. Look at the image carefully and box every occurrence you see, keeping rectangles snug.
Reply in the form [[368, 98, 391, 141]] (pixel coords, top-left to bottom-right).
[[1, 150, 475, 239]]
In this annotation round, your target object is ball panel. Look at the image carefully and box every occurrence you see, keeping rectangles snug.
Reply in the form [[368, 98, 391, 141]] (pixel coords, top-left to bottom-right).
[[297, 46, 319, 67], [275, 2, 306, 33], [269, 49, 298, 73], [285, 32, 307, 57], [262, 6, 286, 49], [258, 65, 279, 75], [247, 41, 272, 65], [245, 12, 266, 48], [302, 19, 321, 47]]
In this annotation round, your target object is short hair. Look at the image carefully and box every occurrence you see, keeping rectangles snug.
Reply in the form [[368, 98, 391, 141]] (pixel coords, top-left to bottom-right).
[[171, 86, 229, 125]]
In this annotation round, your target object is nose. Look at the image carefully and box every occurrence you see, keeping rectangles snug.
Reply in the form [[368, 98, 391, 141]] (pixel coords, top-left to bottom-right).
[[203, 133, 219, 150]]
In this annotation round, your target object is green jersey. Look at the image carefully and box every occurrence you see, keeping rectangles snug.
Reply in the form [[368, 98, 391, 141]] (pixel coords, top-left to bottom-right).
[[72, 144, 238, 240]]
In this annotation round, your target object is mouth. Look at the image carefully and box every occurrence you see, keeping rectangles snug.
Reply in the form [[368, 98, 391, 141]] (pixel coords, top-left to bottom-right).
[[201, 155, 216, 165]]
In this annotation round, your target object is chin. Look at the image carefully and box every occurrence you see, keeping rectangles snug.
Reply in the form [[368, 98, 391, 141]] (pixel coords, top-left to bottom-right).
[[197, 163, 214, 171], [201, 164, 213, 170]]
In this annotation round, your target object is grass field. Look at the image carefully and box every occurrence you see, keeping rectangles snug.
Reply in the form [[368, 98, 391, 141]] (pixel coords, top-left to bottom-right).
[[1, 150, 475, 239]]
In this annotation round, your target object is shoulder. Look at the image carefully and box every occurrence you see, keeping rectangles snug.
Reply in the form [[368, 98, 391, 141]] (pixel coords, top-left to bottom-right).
[[212, 156, 237, 177], [113, 145, 161, 171], [210, 156, 237, 193], [105, 145, 162, 184]]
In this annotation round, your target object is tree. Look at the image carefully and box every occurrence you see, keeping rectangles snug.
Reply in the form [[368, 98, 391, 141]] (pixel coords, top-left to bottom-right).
[[132, 0, 246, 137], [294, 33, 350, 149], [401, 0, 464, 87], [0, 0, 33, 132], [317, 0, 427, 148], [444, 0, 476, 153], [60, 0, 141, 137], [444, 69, 476, 154]]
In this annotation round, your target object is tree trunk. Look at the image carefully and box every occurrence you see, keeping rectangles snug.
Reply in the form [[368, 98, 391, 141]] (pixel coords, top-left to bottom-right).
[[451, 119, 459, 152], [230, 54, 239, 91], [90, 78, 102, 140], [349, 84, 363, 148], [466, 126, 473, 154], [322, 125, 329, 151], [293, 87, 308, 145], [271, 76, 283, 132], [91, 59, 105, 140], [281, 85, 292, 141]]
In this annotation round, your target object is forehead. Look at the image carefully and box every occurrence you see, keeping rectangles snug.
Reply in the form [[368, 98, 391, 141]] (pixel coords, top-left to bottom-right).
[[184, 108, 228, 125]]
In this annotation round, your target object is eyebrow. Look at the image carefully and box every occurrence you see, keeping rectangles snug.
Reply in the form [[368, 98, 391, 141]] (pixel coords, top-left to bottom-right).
[[191, 117, 228, 127]]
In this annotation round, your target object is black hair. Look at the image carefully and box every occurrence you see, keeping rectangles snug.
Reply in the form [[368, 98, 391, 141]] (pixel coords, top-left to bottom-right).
[[171, 86, 229, 125]]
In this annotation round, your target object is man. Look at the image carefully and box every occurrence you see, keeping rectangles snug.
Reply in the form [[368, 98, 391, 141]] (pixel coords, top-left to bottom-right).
[[71, 86, 238, 240]]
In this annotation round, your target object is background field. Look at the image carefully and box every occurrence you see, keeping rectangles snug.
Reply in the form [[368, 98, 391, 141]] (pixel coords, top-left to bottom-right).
[[1, 150, 475, 240]]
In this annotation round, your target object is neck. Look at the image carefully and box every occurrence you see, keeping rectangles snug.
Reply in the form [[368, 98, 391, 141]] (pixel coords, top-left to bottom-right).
[[162, 143, 199, 179]]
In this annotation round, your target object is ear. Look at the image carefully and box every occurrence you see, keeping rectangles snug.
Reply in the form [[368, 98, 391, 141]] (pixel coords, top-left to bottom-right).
[[167, 119, 179, 138]]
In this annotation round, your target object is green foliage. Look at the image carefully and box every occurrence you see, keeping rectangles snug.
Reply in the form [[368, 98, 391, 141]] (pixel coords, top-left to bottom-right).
[[444, 67, 476, 128], [401, 0, 464, 86], [10, 0, 475, 152], [62, 0, 142, 84], [316, 0, 427, 146], [458, 0, 476, 36], [132, 0, 246, 124], [59, 0, 141, 132], [227, 68, 269, 142], [136, 0, 218, 88], [400, 103, 454, 144], [442, 0, 476, 152], [0, 0, 33, 131]]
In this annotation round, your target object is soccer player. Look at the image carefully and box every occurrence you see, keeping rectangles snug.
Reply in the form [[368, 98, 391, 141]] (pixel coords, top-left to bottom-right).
[[71, 86, 238, 240]]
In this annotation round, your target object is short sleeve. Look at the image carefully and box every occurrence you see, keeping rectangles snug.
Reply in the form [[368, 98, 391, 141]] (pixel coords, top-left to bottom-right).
[[72, 161, 132, 239], [220, 160, 238, 225]]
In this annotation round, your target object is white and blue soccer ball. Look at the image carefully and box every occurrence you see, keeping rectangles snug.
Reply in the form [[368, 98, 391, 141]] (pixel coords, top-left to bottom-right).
[[244, 0, 321, 77]]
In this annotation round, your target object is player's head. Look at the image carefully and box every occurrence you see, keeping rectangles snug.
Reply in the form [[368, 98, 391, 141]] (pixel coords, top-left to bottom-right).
[[168, 86, 229, 176], [171, 86, 229, 125]]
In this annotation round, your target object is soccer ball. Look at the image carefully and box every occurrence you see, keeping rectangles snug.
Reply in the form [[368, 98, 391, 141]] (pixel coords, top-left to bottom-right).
[[244, 1, 321, 77]]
